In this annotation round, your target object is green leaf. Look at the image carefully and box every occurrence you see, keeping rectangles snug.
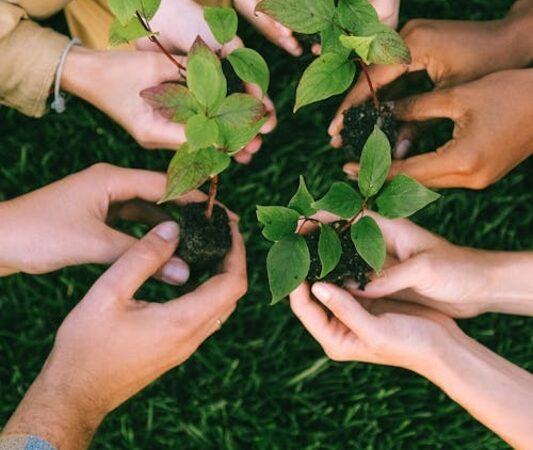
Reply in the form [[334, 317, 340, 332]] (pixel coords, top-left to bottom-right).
[[140, 83, 201, 123], [256, 0, 335, 34], [288, 176, 316, 217], [185, 114, 220, 151], [377, 174, 441, 219], [218, 118, 267, 154], [318, 224, 342, 279], [337, 0, 379, 34], [339, 34, 375, 64], [160, 145, 230, 202], [295, 53, 356, 112], [267, 234, 310, 304], [108, 0, 160, 25], [187, 37, 227, 113], [257, 206, 301, 241], [312, 182, 363, 219], [351, 216, 385, 272], [358, 126, 391, 198], [108, 18, 155, 46], [321, 23, 351, 59], [227, 48, 270, 95], [204, 7, 238, 45], [356, 23, 411, 65], [213, 93, 265, 129]]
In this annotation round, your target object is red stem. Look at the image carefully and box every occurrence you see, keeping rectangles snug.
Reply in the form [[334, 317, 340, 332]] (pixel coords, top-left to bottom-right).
[[357, 59, 379, 109], [339, 201, 367, 234], [135, 12, 186, 72], [205, 176, 219, 220]]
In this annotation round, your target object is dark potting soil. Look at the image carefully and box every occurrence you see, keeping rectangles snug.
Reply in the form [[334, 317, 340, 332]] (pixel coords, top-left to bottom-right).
[[341, 102, 397, 162], [221, 59, 245, 95], [294, 32, 321, 51], [175, 203, 232, 270], [305, 222, 371, 288]]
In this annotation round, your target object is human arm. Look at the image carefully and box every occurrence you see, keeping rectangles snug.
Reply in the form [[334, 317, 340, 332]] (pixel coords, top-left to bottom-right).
[[0, 163, 204, 284], [0, 219, 247, 449], [290, 283, 533, 449]]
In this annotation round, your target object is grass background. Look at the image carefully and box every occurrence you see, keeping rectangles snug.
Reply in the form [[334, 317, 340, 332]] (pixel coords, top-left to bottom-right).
[[1, 0, 532, 448]]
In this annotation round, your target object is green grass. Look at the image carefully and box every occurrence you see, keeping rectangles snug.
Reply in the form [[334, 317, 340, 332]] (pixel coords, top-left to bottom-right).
[[1, 1, 532, 448]]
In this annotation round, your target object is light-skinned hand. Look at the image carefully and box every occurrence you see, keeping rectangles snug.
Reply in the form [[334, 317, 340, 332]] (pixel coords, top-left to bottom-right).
[[2, 219, 247, 449], [289, 282, 533, 449], [343, 212, 533, 318], [0, 163, 208, 284]]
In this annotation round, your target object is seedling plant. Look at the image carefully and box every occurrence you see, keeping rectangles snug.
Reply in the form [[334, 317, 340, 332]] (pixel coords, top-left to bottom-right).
[[258, 127, 441, 303], [107, 0, 270, 268], [256, 0, 410, 159]]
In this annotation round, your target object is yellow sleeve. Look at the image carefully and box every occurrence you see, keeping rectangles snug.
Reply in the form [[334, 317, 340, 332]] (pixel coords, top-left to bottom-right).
[[0, 2, 69, 117]]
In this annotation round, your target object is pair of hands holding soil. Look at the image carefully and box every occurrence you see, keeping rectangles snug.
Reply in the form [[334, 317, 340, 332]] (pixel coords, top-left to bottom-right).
[[330, 0, 533, 189]]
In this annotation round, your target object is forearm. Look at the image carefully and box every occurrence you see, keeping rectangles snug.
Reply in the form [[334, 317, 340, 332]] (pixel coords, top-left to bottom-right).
[[484, 251, 533, 315], [424, 332, 533, 449], [2, 364, 104, 450]]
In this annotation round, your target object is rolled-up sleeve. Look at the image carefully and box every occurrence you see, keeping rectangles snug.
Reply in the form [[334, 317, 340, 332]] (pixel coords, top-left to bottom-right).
[[0, 2, 69, 117], [0, 435, 56, 450]]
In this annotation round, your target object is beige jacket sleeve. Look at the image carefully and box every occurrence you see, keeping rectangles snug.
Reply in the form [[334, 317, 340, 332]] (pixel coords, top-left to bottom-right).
[[0, 1, 71, 117]]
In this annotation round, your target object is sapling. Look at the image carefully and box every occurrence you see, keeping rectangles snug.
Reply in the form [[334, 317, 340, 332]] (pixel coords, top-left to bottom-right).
[[255, 0, 410, 160], [107, 0, 270, 269], [257, 127, 441, 304]]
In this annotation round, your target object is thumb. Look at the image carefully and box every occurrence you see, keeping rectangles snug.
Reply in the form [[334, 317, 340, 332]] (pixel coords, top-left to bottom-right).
[[91, 222, 179, 301]]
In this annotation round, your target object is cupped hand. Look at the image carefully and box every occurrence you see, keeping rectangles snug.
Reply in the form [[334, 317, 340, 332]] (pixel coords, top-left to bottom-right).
[[343, 213, 495, 318], [0, 163, 206, 283], [343, 69, 533, 189], [135, 0, 277, 162], [3, 220, 247, 448], [329, 11, 533, 150], [62, 47, 188, 149], [290, 282, 459, 375]]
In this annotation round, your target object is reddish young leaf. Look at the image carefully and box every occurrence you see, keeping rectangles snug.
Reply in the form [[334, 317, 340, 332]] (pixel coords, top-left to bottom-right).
[[140, 83, 201, 123]]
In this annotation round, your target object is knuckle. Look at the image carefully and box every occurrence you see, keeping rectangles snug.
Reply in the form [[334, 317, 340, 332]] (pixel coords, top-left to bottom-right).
[[466, 172, 492, 190], [135, 238, 166, 264], [92, 278, 119, 302], [402, 19, 432, 44], [88, 162, 114, 177]]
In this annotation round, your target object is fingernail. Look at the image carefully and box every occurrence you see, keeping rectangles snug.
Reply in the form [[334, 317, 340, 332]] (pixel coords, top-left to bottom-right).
[[161, 258, 190, 285], [343, 166, 358, 177], [344, 280, 360, 291], [395, 139, 411, 158], [312, 283, 332, 304], [154, 221, 179, 242]]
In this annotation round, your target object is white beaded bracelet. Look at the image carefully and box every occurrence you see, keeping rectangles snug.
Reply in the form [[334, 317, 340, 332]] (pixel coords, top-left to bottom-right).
[[51, 37, 81, 114]]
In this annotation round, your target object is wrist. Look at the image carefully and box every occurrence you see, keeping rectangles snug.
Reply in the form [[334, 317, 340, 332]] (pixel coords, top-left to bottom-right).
[[61, 46, 102, 102], [501, 6, 533, 68], [482, 251, 533, 315], [3, 362, 105, 449]]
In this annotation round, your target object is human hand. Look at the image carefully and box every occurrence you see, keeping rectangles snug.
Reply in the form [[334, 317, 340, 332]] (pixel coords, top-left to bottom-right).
[[134, 0, 277, 163], [369, 0, 400, 28], [329, 6, 533, 150], [0, 163, 203, 283], [342, 69, 533, 189], [2, 219, 247, 449], [61, 47, 188, 149], [304, 210, 533, 318], [290, 282, 459, 374]]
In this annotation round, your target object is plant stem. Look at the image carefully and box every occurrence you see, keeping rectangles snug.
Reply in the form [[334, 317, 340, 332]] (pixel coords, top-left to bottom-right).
[[135, 12, 186, 72], [339, 199, 368, 233], [205, 176, 219, 220], [357, 59, 380, 109]]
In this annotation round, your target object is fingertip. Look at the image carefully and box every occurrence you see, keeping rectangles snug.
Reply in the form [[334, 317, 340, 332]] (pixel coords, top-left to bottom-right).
[[331, 135, 343, 148], [311, 282, 333, 305], [160, 257, 190, 285], [153, 221, 179, 242], [343, 163, 359, 178], [311, 43, 321, 55]]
